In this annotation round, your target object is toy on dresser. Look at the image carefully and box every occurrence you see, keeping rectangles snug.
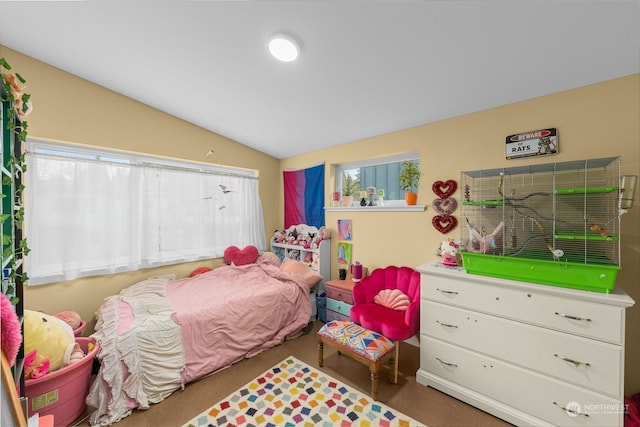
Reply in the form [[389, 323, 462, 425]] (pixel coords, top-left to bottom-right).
[[436, 238, 463, 267]]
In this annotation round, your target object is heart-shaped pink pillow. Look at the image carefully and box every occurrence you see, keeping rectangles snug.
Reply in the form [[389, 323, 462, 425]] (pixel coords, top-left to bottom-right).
[[224, 245, 259, 266]]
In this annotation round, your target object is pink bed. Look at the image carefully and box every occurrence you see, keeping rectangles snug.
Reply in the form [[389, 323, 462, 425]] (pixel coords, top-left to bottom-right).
[[86, 261, 311, 425]]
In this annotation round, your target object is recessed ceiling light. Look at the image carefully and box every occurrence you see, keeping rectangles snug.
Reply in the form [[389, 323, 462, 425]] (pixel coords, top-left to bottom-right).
[[268, 33, 300, 62]]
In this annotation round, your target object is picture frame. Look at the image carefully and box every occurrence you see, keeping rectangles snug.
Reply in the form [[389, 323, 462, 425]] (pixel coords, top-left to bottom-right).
[[337, 242, 352, 265], [338, 219, 352, 240]]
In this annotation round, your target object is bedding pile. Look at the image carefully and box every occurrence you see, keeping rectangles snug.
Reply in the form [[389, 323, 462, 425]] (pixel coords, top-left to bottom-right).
[[87, 261, 311, 426]]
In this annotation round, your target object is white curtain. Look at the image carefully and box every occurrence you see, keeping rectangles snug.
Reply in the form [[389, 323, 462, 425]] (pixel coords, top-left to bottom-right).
[[25, 151, 265, 285]]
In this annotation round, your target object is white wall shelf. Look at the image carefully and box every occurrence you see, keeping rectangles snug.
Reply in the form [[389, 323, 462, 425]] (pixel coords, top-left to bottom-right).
[[325, 205, 426, 212]]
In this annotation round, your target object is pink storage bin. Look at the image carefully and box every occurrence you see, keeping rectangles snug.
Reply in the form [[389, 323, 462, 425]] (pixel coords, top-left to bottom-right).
[[25, 337, 99, 426], [73, 320, 86, 337]]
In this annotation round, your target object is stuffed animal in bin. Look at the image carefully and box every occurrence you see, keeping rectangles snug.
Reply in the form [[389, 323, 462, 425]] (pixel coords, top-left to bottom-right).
[[54, 310, 83, 331], [24, 309, 84, 379]]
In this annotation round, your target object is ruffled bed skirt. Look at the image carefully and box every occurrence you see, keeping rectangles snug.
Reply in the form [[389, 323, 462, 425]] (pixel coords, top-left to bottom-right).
[[87, 277, 184, 426]]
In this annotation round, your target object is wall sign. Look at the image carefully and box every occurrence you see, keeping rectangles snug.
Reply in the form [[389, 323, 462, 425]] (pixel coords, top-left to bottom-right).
[[505, 128, 558, 160]]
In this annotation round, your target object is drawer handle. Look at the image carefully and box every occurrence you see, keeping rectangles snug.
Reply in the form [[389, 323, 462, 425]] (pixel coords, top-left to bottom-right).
[[436, 320, 458, 329], [436, 288, 459, 295], [436, 357, 458, 368], [553, 401, 590, 417], [554, 353, 591, 368], [554, 312, 592, 322]]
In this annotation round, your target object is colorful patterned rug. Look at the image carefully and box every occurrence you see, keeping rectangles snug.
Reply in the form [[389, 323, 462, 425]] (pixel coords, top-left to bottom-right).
[[182, 356, 425, 427]]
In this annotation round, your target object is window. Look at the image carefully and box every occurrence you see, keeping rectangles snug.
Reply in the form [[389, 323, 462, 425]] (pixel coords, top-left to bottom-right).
[[25, 140, 265, 285], [336, 153, 419, 206]]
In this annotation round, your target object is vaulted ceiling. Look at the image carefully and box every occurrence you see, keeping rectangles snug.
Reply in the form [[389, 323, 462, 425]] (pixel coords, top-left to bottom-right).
[[1, 1, 638, 159]]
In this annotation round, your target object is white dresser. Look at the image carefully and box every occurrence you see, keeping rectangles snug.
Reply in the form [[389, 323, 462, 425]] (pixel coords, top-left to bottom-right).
[[416, 260, 634, 427]]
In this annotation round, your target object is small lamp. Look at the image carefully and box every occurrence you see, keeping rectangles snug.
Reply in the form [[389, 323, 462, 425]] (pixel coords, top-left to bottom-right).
[[359, 191, 367, 206]]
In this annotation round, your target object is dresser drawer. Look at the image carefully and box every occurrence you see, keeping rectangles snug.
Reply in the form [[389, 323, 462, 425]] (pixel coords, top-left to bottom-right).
[[326, 309, 351, 323], [420, 336, 623, 427], [326, 285, 354, 305], [327, 298, 352, 317], [421, 300, 623, 398], [422, 274, 625, 344]]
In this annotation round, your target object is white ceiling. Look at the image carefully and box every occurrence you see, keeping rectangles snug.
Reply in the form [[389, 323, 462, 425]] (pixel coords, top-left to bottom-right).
[[1, 1, 638, 159]]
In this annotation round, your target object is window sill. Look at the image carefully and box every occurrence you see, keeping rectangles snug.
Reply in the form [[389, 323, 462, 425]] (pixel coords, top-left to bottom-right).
[[325, 205, 426, 212]]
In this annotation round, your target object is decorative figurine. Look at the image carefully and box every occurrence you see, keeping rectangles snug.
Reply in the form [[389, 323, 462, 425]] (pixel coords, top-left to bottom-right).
[[437, 239, 463, 267], [366, 186, 376, 206]]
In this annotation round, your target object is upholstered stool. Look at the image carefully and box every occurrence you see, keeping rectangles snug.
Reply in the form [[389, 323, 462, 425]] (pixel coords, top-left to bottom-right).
[[317, 319, 398, 400]]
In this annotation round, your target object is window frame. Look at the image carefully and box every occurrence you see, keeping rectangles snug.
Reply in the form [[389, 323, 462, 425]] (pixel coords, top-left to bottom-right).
[[25, 139, 263, 285], [335, 152, 421, 208], [28, 139, 256, 178]]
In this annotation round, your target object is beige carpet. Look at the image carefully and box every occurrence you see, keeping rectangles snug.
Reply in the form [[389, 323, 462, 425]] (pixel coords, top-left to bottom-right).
[[75, 321, 512, 427]]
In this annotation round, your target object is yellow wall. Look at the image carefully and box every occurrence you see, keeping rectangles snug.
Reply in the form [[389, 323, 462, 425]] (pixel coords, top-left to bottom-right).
[[0, 46, 282, 330], [281, 74, 640, 394], [3, 45, 639, 394]]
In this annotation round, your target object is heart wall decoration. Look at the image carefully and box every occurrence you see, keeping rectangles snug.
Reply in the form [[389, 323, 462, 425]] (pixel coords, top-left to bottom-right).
[[431, 179, 458, 234], [432, 215, 458, 234], [432, 180, 457, 199], [432, 197, 457, 216]]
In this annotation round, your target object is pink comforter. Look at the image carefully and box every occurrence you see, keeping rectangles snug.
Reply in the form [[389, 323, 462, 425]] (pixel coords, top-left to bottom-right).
[[87, 262, 311, 426], [170, 263, 311, 383]]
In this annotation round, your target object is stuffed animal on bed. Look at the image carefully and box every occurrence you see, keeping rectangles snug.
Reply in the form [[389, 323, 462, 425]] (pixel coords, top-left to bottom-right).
[[189, 266, 212, 277], [24, 309, 84, 379]]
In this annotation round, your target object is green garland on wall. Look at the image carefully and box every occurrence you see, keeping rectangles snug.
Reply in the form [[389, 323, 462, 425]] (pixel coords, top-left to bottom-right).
[[1, 57, 31, 304]]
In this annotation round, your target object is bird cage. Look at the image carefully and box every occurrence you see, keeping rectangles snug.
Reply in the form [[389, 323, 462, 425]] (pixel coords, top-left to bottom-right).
[[460, 157, 624, 293]]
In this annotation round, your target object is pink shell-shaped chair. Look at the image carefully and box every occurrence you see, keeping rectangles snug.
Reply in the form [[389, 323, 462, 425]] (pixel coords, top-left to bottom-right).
[[350, 265, 421, 342]]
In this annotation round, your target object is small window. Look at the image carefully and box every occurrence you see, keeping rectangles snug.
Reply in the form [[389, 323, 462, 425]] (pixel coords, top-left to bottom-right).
[[336, 153, 419, 206]]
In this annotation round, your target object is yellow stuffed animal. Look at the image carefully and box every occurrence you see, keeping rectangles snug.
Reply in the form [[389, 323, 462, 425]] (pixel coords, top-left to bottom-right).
[[24, 309, 82, 377]]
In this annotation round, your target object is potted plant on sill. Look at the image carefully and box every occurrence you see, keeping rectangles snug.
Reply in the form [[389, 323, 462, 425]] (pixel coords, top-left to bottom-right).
[[341, 172, 358, 207], [398, 160, 420, 205], [341, 186, 354, 207]]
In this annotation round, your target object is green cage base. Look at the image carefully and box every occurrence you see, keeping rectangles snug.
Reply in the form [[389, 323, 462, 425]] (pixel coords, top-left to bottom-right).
[[461, 252, 619, 294]]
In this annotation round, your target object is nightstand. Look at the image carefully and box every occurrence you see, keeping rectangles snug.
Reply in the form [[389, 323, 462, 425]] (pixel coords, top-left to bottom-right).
[[325, 279, 355, 322]]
